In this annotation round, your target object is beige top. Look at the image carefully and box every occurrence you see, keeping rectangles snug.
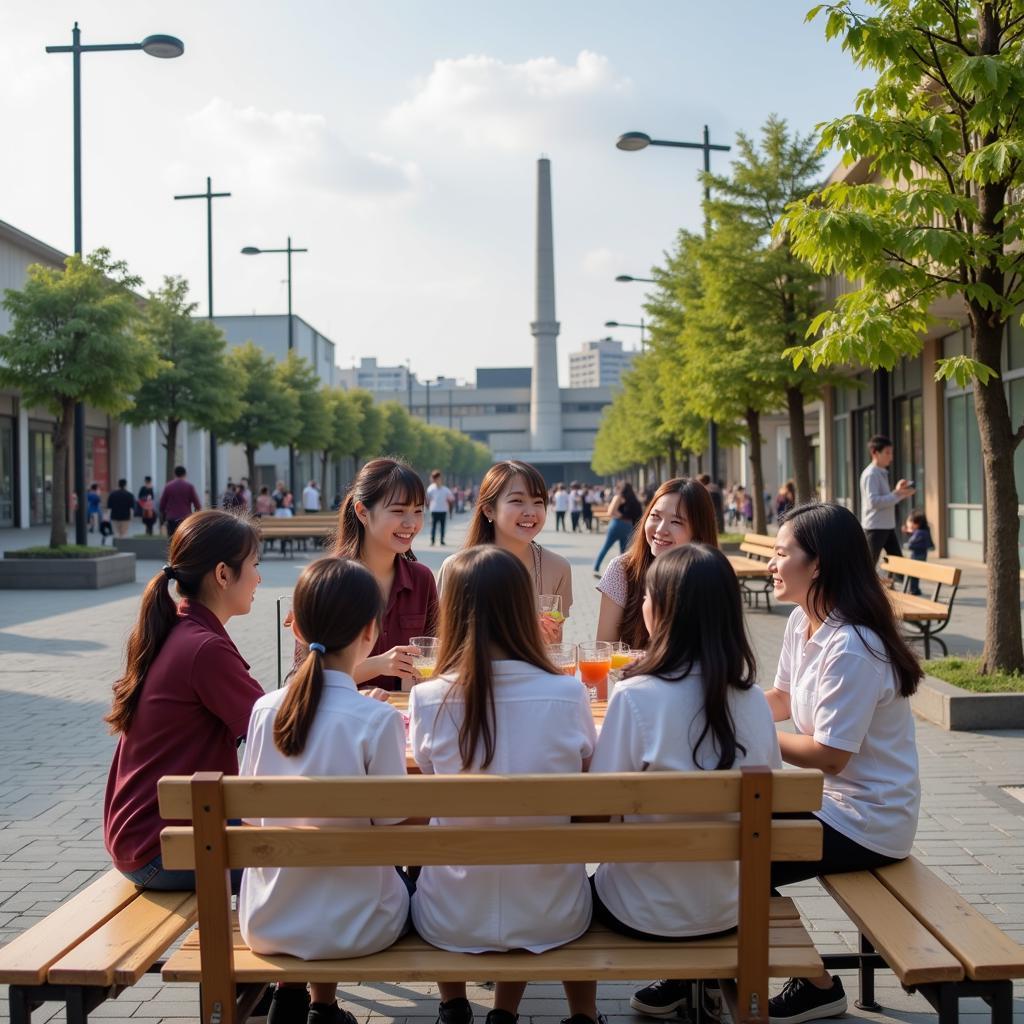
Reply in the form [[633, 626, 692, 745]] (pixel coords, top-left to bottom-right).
[[437, 543, 573, 618]]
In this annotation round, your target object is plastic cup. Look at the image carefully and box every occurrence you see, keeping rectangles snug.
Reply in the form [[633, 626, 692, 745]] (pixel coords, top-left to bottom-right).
[[410, 636, 439, 685], [610, 641, 632, 671], [578, 640, 612, 701], [538, 594, 564, 623], [547, 642, 578, 677]]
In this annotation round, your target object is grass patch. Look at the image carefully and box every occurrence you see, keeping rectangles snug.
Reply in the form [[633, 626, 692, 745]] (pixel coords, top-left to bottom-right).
[[719, 532, 746, 546], [5, 544, 117, 559], [924, 656, 1024, 694]]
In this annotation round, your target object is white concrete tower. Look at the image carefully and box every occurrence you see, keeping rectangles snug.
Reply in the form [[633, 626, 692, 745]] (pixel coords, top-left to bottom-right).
[[530, 157, 562, 451]]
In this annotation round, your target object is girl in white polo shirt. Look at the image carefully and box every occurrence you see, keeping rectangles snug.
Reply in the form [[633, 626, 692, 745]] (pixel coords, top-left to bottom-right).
[[764, 502, 922, 1024], [239, 558, 411, 1024], [409, 546, 599, 1024], [590, 544, 781, 1021]]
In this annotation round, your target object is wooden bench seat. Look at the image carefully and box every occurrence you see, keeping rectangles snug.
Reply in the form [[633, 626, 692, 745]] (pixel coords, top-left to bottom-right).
[[158, 768, 825, 1024], [728, 535, 776, 612], [821, 856, 1023, 1024], [258, 519, 335, 558], [0, 868, 196, 1024], [880, 555, 961, 658]]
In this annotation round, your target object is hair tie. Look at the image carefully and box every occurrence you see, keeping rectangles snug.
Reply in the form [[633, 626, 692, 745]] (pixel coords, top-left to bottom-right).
[[162, 564, 176, 581], [308, 642, 326, 655]]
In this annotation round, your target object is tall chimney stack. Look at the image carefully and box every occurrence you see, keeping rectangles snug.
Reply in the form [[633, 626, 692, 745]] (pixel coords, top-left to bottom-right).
[[530, 157, 562, 451]]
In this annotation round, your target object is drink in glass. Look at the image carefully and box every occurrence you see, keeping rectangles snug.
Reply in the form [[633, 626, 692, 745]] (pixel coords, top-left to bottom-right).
[[538, 594, 564, 624], [578, 640, 612, 701], [610, 641, 632, 671], [409, 636, 439, 689], [547, 642, 577, 677]]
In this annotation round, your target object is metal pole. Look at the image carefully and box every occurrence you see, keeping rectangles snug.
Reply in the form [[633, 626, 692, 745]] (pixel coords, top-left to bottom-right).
[[426, 380, 431, 423], [704, 124, 720, 485], [206, 178, 218, 506], [72, 23, 87, 545], [286, 237, 295, 496]]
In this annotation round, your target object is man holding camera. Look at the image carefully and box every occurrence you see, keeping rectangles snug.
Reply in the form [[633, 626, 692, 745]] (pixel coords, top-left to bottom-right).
[[860, 434, 916, 565]]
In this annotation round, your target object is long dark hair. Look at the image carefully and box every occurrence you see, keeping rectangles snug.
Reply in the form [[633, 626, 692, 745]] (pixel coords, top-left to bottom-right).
[[619, 478, 718, 648], [618, 482, 643, 523], [333, 457, 425, 561], [435, 546, 557, 769], [624, 544, 757, 769], [463, 460, 549, 547], [274, 557, 384, 756], [105, 510, 261, 734], [782, 502, 922, 697]]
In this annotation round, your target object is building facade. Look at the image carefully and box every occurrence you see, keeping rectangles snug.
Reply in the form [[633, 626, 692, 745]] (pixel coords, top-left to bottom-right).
[[569, 338, 637, 389], [337, 356, 412, 393]]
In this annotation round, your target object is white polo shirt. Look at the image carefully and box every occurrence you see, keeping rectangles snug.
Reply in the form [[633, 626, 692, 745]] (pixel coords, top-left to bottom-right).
[[238, 670, 410, 960], [590, 672, 781, 937], [774, 607, 920, 859], [408, 661, 597, 953], [427, 483, 453, 513]]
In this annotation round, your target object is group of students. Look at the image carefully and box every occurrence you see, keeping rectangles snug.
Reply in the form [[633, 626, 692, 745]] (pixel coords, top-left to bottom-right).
[[102, 457, 922, 1024]]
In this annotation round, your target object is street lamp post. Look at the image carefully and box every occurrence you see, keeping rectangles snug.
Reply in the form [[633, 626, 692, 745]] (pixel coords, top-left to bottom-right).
[[241, 237, 308, 494], [604, 319, 646, 349], [46, 22, 184, 544], [616, 125, 730, 483], [174, 177, 230, 507]]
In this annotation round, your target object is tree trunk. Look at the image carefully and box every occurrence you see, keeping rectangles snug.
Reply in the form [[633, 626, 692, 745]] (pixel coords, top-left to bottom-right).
[[785, 385, 814, 504], [667, 441, 678, 479], [245, 445, 257, 497], [745, 407, 767, 536], [50, 400, 74, 547], [164, 418, 180, 491]]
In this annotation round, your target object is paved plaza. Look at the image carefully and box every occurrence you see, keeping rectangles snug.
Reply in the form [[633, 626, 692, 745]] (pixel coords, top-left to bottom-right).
[[0, 515, 1021, 1023]]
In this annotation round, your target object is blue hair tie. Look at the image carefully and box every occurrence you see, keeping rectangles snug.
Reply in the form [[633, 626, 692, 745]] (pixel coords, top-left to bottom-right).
[[308, 642, 326, 655]]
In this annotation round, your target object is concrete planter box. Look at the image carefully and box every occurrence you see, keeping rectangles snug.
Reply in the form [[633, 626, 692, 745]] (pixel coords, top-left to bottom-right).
[[0, 552, 136, 589], [911, 673, 1024, 731], [115, 535, 169, 561]]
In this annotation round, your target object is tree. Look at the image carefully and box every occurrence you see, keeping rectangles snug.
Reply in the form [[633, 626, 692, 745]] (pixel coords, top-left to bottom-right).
[[319, 387, 364, 486], [276, 351, 331, 461], [348, 390, 387, 465], [123, 276, 240, 486], [0, 250, 158, 546], [217, 342, 299, 486], [380, 402, 420, 464], [779, 0, 1024, 673]]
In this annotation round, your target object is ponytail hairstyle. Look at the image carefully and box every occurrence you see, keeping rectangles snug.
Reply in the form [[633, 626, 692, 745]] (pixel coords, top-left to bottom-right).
[[619, 477, 718, 648], [625, 544, 756, 770], [435, 546, 557, 769], [105, 510, 261, 734], [333, 457, 426, 561], [463, 460, 549, 547], [273, 557, 384, 757], [782, 502, 922, 697]]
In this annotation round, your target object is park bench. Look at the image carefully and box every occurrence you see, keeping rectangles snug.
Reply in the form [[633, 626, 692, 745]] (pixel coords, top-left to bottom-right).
[[0, 868, 197, 1024], [880, 554, 961, 659], [727, 533, 776, 611], [156, 767, 825, 1024], [819, 857, 1024, 1024], [257, 517, 335, 558]]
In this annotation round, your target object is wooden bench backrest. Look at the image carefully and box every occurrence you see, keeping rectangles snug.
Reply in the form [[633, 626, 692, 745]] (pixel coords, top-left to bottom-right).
[[159, 770, 821, 1024], [743, 533, 775, 549], [739, 542, 774, 562], [880, 554, 960, 587]]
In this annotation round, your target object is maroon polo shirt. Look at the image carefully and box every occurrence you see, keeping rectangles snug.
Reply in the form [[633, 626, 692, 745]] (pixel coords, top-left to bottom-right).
[[103, 599, 265, 872], [367, 556, 439, 691], [158, 478, 202, 522]]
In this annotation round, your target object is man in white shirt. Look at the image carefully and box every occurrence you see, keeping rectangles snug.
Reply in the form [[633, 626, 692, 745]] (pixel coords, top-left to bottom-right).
[[859, 435, 915, 564], [302, 479, 322, 513], [426, 470, 454, 545]]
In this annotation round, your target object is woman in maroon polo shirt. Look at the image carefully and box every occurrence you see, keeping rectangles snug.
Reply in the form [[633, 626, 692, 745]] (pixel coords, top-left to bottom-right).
[[333, 458, 438, 691], [103, 509, 265, 890]]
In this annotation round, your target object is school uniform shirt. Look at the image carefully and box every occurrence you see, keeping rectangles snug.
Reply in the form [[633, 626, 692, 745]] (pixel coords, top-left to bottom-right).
[[774, 606, 920, 859], [590, 673, 781, 937], [103, 599, 265, 873], [238, 670, 409, 960], [368, 556, 439, 691], [408, 662, 597, 953]]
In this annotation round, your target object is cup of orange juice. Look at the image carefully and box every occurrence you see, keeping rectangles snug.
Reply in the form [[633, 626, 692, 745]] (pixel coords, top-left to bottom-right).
[[409, 636, 439, 690], [610, 641, 632, 671], [578, 640, 612, 701], [547, 642, 577, 676]]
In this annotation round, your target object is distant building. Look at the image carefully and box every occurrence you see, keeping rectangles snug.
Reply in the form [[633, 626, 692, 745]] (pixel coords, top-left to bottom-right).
[[337, 356, 413, 393], [569, 337, 637, 389], [476, 367, 532, 389]]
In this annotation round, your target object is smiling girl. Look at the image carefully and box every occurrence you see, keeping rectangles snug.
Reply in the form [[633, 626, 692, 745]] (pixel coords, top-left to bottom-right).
[[441, 460, 572, 641], [331, 458, 438, 691], [103, 510, 265, 890], [596, 478, 718, 647]]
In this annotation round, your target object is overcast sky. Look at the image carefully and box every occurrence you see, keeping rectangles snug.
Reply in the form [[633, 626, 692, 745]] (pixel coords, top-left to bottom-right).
[[1, 1, 872, 382]]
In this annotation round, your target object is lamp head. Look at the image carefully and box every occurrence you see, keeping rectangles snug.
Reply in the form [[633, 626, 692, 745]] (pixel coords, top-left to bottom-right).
[[616, 132, 651, 152], [615, 275, 633, 282], [604, 321, 619, 328], [241, 246, 261, 255], [141, 34, 184, 58]]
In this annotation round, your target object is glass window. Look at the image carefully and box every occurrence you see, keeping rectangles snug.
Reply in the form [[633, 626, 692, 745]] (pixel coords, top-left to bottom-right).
[[967, 394, 983, 503], [1010, 316, 1024, 371], [947, 394, 968, 504], [904, 356, 922, 391], [1011, 378, 1024, 500], [0, 416, 13, 527], [833, 416, 849, 499]]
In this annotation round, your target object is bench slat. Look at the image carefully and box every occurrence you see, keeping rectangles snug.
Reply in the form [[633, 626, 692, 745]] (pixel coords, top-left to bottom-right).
[[161, 819, 822, 870], [48, 890, 197, 987], [0, 869, 141, 986], [821, 871, 963, 985], [888, 593, 949, 622], [158, 770, 823, 820], [881, 555, 960, 587], [728, 556, 773, 579], [875, 858, 1024, 980]]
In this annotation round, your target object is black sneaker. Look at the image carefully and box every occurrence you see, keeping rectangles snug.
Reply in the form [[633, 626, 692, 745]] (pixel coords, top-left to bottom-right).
[[439, 998, 474, 1024], [267, 987, 311, 1024], [308, 1003, 357, 1024], [768, 976, 847, 1024], [561, 1015, 608, 1024], [630, 980, 693, 1017], [485, 1011, 518, 1024]]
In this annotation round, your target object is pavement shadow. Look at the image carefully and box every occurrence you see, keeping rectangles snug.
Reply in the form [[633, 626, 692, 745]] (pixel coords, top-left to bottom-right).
[[0, 631, 107, 656]]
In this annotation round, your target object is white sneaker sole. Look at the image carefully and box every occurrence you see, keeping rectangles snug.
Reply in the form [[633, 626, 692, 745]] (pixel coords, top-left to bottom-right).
[[629, 996, 689, 1018], [768, 995, 847, 1024]]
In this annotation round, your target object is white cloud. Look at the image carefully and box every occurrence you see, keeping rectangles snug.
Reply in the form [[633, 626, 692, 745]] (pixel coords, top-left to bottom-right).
[[177, 97, 420, 202], [582, 246, 620, 277], [384, 50, 632, 152]]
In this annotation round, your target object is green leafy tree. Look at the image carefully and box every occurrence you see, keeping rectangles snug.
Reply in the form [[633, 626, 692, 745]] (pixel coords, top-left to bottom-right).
[[0, 250, 158, 546], [380, 402, 420, 464], [319, 387, 364, 485], [348, 390, 387, 465], [779, 0, 1024, 672], [123, 276, 241, 486], [217, 342, 299, 486], [277, 351, 331, 461]]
